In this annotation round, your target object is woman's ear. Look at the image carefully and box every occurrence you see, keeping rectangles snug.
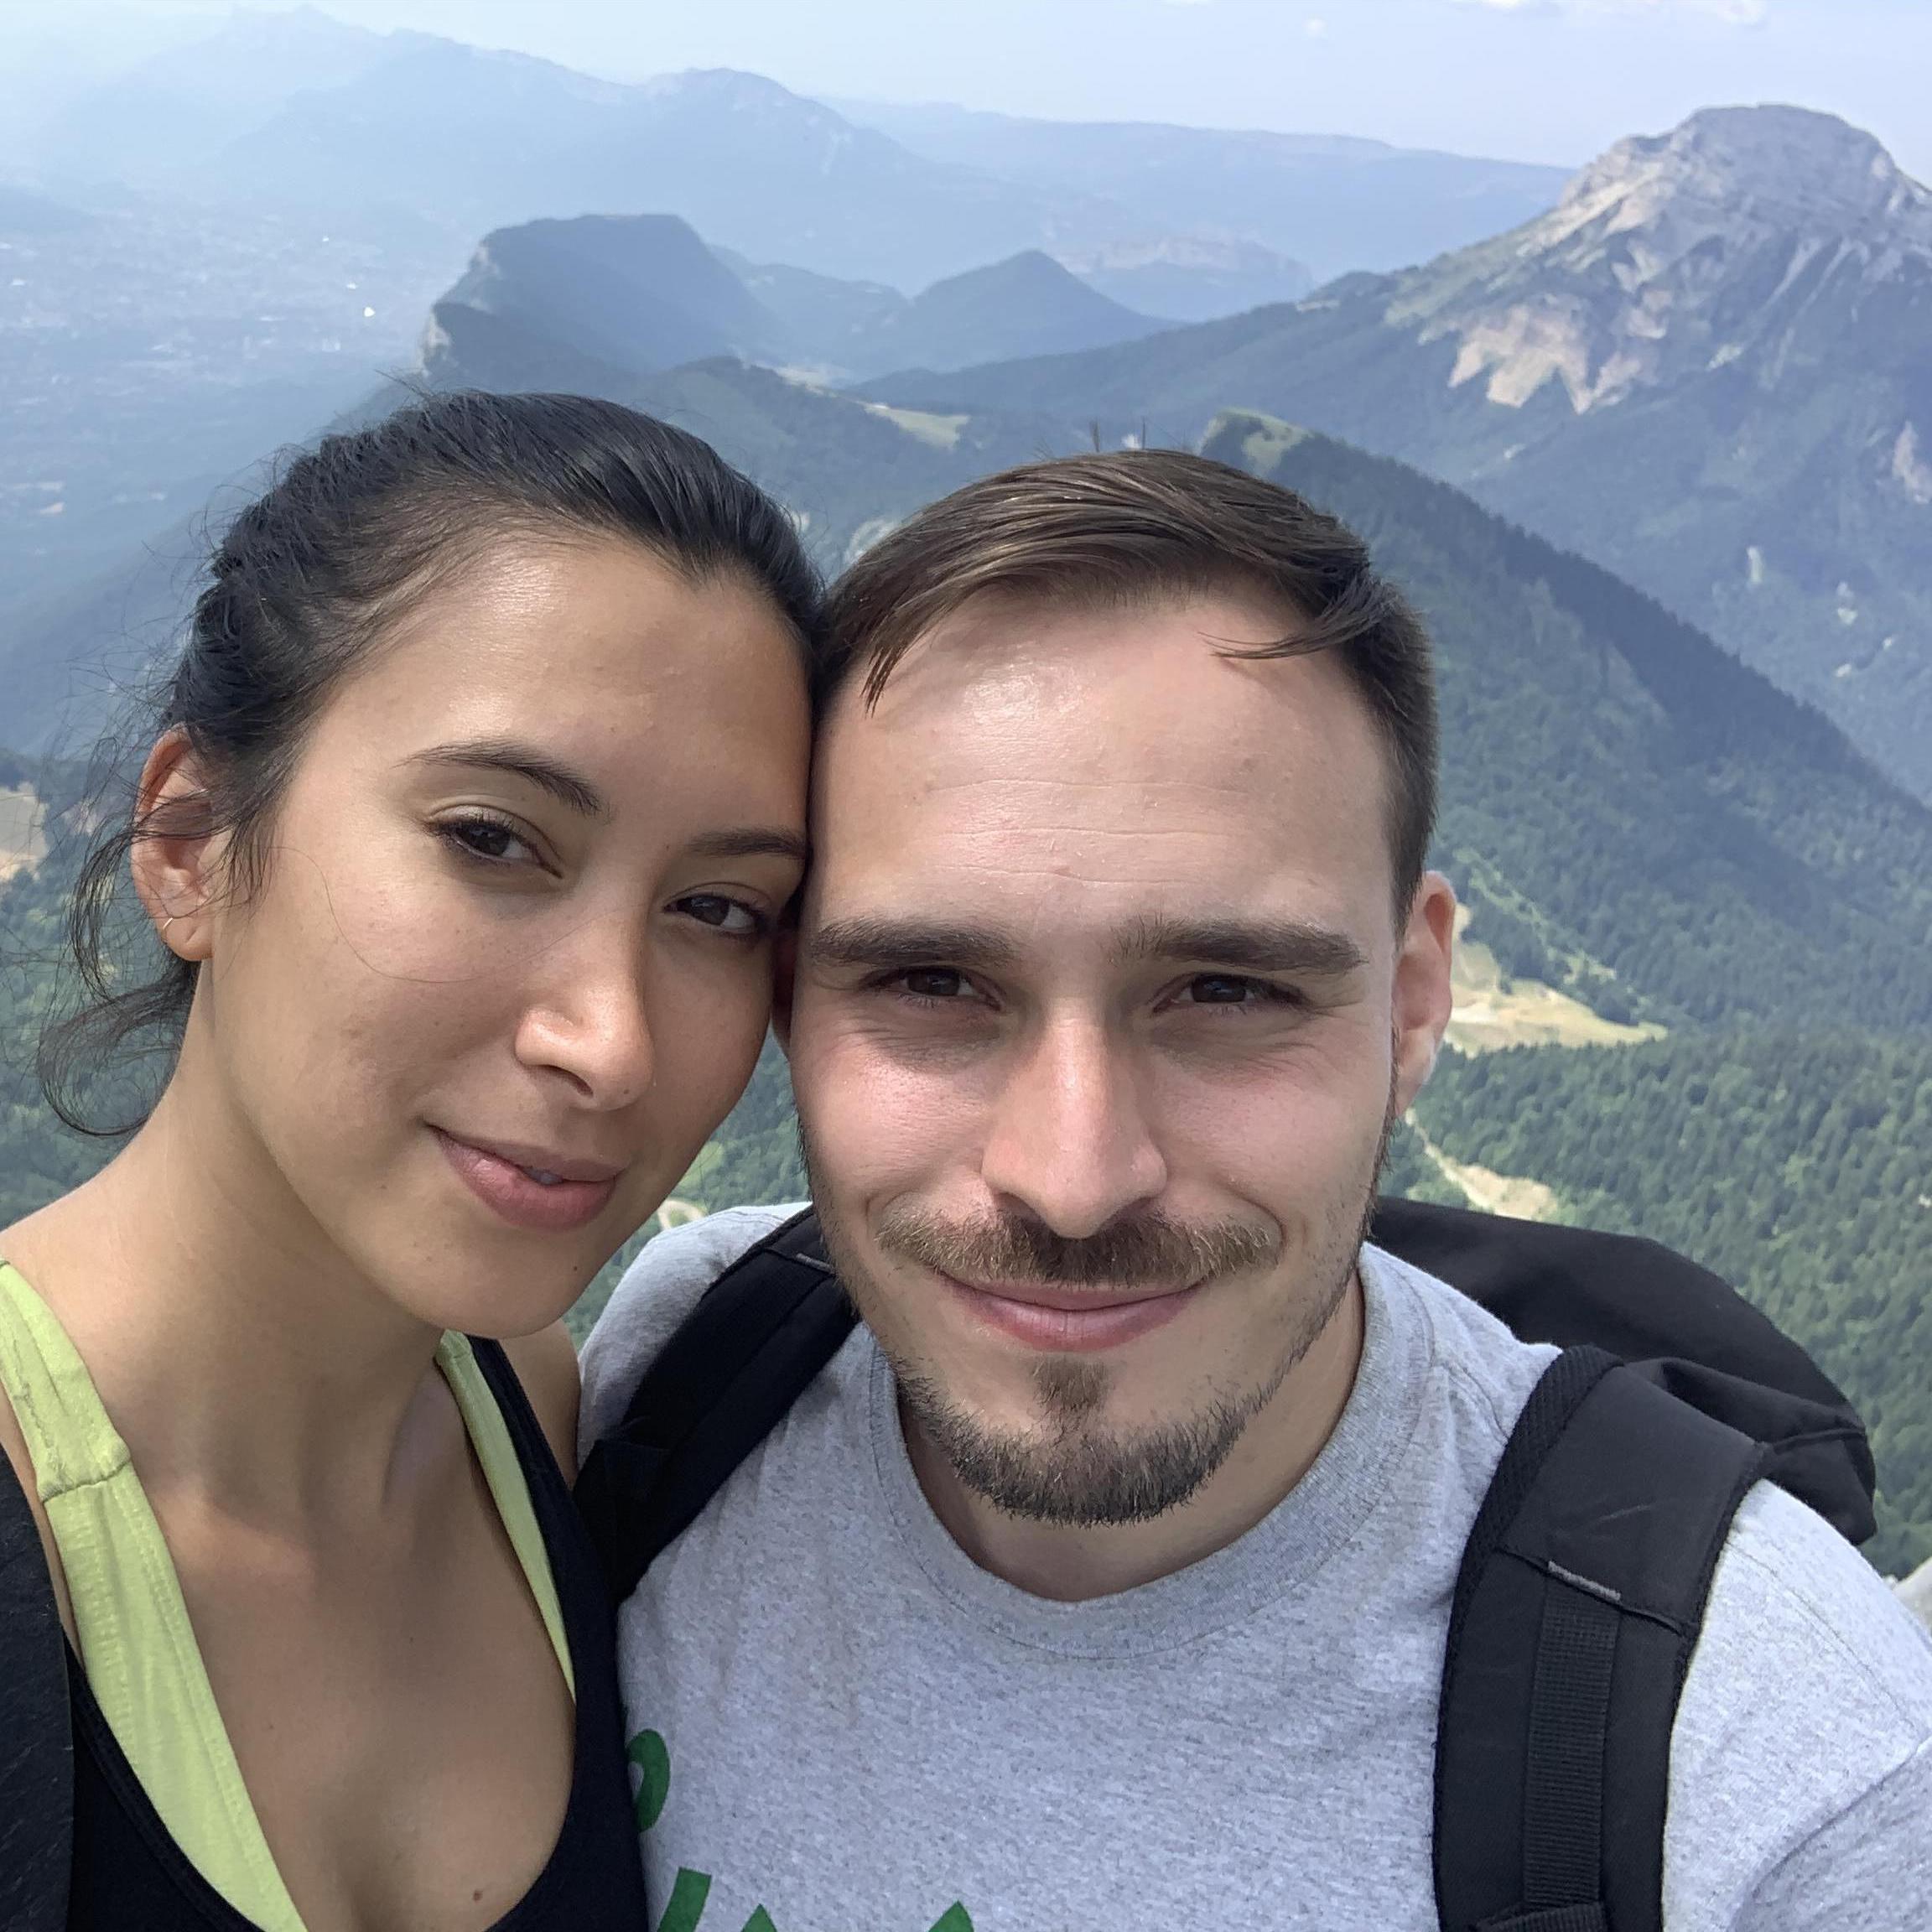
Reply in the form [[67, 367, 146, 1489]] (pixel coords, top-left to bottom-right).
[[128, 728, 224, 963]]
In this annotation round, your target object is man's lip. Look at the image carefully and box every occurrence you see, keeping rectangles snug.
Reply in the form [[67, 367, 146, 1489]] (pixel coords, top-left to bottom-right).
[[943, 1275, 1201, 1313], [434, 1130, 625, 1185], [938, 1270, 1202, 1352]]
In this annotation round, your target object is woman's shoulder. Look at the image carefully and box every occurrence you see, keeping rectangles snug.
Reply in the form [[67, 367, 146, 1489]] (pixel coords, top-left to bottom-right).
[[0, 1257, 77, 1644]]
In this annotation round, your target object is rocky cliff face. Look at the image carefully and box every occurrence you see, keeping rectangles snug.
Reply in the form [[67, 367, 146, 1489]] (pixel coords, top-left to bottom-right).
[[1394, 106, 1932, 417]]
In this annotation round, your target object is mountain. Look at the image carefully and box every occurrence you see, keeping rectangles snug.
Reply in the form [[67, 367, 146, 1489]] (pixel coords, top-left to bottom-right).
[[420, 215, 1169, 392], [425, 216, 784, 382], [1052, 235, 1311, 325], [1201, 413, 1932, 1038], [861, 106, 1932, 803], [836, 100, 1571, 287], [716, 252, 906, 369], [842, 252, 1166, 373], [1413, 1031, 1932, 1572], [34, 6, 406, 185], [29, 18, 1301, 317]]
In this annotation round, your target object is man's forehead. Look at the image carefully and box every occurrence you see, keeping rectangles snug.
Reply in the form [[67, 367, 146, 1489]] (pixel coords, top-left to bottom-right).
[[814, 596, 1387, 875]]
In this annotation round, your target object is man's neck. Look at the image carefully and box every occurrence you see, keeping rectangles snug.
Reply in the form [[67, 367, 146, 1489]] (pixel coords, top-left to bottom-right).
[[901, 1270, 1366, 1602]]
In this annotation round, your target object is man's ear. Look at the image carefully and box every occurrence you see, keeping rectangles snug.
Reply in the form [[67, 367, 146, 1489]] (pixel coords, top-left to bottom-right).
[[128, 728, 225, 963], [771, 927, 798, 1055], [1391, 870, 1457, 1115]]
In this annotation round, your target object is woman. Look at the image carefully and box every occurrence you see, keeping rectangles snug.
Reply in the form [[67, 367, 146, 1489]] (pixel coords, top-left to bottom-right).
[[0, 391, 818, 1929]]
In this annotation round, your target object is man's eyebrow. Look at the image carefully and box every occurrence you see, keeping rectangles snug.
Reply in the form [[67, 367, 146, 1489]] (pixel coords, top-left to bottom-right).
[[807, 917, 1020, 973], [412, 740, 606, 819], [1115, 914, 1369, 977]]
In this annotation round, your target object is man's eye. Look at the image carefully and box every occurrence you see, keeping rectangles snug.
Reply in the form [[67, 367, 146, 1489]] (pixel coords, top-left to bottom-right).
[[1182, 974, 1295, 1008], [673, 894, 766, 937], [901, 968, 970, 1000]]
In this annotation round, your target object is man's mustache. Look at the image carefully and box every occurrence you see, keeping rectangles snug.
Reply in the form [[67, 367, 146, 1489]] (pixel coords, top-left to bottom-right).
[[875, 1202, 1280, 1291]]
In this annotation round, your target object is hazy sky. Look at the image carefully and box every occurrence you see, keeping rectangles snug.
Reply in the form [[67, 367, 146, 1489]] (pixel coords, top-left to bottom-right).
[[30, 0, 1932, 179]]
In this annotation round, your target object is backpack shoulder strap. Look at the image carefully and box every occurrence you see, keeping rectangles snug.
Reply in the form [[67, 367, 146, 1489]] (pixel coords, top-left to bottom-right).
[[575, 1208, 858, 1607], [1371, 1196, 1873, 1544], [0, 1440, 74, 1929], [1435, 1348, 1767, 1932]]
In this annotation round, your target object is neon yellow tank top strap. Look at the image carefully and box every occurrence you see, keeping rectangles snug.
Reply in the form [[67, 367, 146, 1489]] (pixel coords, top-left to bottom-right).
[[0, 1266, 575, 1932], [0, 1260, 308, 1932], [435, 1332, 574, 1696]]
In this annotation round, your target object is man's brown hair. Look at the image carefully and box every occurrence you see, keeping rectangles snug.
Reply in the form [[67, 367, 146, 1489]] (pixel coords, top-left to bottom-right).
[[820, 449, 1439, 906]]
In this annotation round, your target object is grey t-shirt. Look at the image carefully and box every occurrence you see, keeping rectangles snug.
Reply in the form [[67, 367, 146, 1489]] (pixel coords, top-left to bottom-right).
[[581, 1205, 1932, 1931]]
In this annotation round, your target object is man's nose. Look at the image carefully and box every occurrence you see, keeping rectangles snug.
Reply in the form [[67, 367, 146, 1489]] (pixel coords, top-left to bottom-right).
[[978, 1010, 1167, 1239], [512, 953, 656, 1112]]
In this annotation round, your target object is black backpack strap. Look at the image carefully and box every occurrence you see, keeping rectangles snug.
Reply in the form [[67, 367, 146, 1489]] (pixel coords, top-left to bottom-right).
[[1435, 1348, 1768, 1932], [0, 1444, 74, 1929], [1371, 1196, 1874, 1544], [575, 1208, 857, 1607]]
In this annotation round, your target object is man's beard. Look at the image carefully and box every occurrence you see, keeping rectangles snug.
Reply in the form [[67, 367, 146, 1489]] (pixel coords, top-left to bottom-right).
[[804, 1098, 1396, 1531]]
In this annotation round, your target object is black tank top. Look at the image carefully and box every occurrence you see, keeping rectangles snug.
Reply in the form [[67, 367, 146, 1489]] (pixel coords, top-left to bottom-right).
[[63, 1337, 647, 1930]]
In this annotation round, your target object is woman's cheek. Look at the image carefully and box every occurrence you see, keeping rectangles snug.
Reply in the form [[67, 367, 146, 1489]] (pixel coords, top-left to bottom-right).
[[655, 956, 775, 1135]]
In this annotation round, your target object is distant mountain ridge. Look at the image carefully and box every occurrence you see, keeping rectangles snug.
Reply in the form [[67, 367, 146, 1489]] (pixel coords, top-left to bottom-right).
[[834, 98, 1571, 288], [862, 106, 1932, 802], [420, 215, 1171, 388], [24, 9, 1584, 325], [29, 13, 1308, 319]]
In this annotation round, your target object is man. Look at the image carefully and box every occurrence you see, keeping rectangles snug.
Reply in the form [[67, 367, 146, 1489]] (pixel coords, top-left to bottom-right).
[[581, 452, 1932, 1929]]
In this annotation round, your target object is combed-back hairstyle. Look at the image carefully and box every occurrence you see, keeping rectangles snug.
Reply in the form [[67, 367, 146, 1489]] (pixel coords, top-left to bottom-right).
[[42, 389, 823, 1133], [820, 448, 1437, 908]]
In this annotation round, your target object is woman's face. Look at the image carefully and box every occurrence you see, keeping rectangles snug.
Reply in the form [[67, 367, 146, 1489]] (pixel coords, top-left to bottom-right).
[[177, 534, 810, 1336]]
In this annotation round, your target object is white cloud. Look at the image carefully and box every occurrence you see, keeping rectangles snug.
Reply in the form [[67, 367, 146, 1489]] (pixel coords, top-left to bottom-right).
[[1453, 0, 1768, 20], [1305, 15, 1329, 36]]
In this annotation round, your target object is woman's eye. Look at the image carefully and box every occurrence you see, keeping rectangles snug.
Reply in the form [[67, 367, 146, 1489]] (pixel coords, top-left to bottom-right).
[[439, 815, 537, 865], [673, 893, 766, 937]]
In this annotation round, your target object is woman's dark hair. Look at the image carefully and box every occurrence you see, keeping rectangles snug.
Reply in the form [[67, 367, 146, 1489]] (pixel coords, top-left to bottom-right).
[[42, 389, 823, 1133]]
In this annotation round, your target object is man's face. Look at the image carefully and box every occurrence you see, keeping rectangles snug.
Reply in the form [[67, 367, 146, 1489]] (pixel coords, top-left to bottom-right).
[[787, 589, 1453, 1525]]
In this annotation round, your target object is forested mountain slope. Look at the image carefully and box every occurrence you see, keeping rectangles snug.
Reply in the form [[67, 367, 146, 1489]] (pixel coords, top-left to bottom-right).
[[863, 107, 1932, 804], [1210, 414, 1932, 1033], [1415, 1033, 1932, 1574]]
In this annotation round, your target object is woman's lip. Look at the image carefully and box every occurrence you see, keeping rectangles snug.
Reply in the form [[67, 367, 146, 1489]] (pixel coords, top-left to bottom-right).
[[437, 1130, 624, 1185], [434, 1130, 620, 1234], [940, 1272, 1202, 1353]]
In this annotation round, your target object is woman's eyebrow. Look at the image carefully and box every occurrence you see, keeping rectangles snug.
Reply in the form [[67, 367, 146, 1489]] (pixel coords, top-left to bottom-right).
[[411, 739, 607, 818], [686, 828, 811, 863]]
